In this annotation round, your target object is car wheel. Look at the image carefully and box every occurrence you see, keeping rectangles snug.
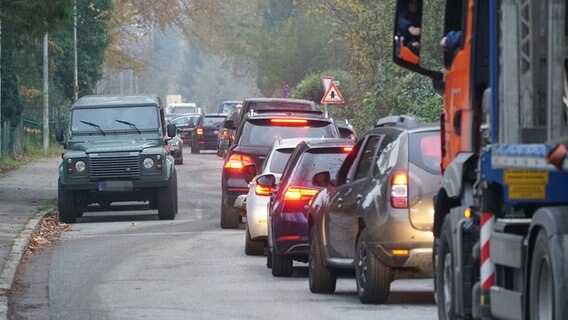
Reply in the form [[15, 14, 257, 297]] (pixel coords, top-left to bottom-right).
[[220, 196, 240, 229], [158, 170, 178, 220], [266, 250, 273, 268], [309, 227, 337, 293], [355, 228, 392, 304], [271, 248, 293, 277], [436, 215, 455, 319], [191, 139, 200, 154], [245, 225, 265, 256], [58, 181, 77, 223]]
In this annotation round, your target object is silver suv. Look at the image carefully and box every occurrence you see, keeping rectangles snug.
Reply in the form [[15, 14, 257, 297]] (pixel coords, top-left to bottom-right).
[[306, 115, 441, 304]]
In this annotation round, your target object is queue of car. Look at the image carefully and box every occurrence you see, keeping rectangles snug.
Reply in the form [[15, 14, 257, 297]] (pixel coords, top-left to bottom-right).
[[220, 103, 442, 305]]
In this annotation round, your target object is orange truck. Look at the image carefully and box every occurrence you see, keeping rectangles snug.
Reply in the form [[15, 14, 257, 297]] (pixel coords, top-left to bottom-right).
[[393, 0, 568, 318]]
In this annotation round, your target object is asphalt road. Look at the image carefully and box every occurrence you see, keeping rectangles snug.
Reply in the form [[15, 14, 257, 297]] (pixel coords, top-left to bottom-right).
[[8, 150, 437, 320]]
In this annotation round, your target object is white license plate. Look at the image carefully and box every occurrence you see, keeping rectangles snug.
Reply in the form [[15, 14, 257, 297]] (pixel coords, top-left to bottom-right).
[[98, 181, 133, 192]]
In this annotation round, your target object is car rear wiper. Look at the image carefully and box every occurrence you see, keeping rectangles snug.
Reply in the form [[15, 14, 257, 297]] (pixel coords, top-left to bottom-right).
[[115, 119, 141, 134], [80, 120, 106, 136]]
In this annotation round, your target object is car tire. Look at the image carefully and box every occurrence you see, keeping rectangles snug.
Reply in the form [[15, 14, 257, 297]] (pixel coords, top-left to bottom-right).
[[58, 181, 77, 223], [158, 170, 178, 220], [191, 139, 200, 154], [271, 249, 293, 277], [356, 228, 392, 304], [435, 215, 456, 319], [220, 196, 240, 229], [266, 250, 273, 268], [245, 225, 265, 256], [309, 227, 337, 293]]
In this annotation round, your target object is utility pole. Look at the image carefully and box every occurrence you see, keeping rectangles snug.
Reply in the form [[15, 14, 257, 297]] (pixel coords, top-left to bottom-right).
[[43, 33, 49, 153], [73, 0, 78, 101]]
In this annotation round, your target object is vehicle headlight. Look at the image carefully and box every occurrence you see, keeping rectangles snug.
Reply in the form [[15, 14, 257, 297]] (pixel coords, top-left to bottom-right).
[[170, 141, 179, 147], [74, 160, 87, 172], [143, 158, 155, 169]]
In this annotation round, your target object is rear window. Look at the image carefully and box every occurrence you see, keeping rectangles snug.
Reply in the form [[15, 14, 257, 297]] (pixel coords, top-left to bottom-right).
[[409, 131, 441, 174], [202, 116, 226, 128], [239, 120, 337, 147], [246, 101, 313, 111], [268, 149, 294, 174], [291, 150, 349, 187]]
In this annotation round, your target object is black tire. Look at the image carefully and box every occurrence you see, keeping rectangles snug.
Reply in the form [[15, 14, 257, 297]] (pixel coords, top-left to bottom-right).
[[191, 139, 200, 154], [58, 182, 77, 223], [271, 248, 293, 277], [266, 250, 273, 268], [435, 216, 456, 319], [309, 227, 337, 293], [355, 229, 392, 304], [220, 196, 240, 229], [158, 170, 178, 220], [529, 230, 555, 319], [245, 225, 265, 256]]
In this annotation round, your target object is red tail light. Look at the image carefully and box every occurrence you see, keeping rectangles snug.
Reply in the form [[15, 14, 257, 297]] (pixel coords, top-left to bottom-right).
[[343, 147, 353, 153], [255, 184, 272, 196], [224, 154, 254, 170], [271, 119, 308, 124], [284, 186, 319, 201], [196, 128, 204, 135], [390, 171, 408, 208]]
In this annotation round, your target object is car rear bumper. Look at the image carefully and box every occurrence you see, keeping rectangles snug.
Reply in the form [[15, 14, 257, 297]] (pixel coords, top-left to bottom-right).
[[246, 195, 269, 240], [272, 213, 308, 258]]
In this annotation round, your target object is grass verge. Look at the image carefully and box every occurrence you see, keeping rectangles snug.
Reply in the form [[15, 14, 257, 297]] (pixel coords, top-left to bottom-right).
[[0, 146, 62, 176]]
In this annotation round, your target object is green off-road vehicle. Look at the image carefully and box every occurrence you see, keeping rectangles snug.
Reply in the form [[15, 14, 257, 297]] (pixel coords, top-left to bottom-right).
[[55, 95, 179, 223]]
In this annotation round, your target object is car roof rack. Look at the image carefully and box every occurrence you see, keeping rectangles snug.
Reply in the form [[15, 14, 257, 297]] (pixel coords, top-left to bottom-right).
[[374, 115, 418, 129]]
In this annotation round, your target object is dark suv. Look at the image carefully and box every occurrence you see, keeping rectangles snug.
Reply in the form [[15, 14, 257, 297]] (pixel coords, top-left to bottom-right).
[[263, 139, 354, 277], [307, 115, 441, 304], [218, 110, 339, 229], [55, 95, 179, 223], [191, 114, 227, 154]]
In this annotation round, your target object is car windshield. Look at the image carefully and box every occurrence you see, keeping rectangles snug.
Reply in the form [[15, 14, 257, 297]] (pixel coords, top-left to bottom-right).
[[409, 131, 441, 174], [239, 121, 337, 147], [171, 106, 197, 114], [71, 106, 158, 133], [291, 150, 349, 187], [268, 149, 294, 174], [220, 102, 241, 114], [173, 116, 199, 126], [202, 116, 226, 128]]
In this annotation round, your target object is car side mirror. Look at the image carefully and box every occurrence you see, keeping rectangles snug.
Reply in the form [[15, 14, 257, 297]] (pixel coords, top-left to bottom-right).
[[256, 174, 276, 189], [242, 164, 257, 184], [55, 128, 64, 143], [167, 123, 177, 138], [218, 139, 230, 150], [312, 171, 331, 188], [223, 120, 235, 130]]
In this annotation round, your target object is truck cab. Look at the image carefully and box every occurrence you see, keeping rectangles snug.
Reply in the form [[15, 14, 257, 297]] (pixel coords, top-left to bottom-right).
[[56, 95, 179, 223]]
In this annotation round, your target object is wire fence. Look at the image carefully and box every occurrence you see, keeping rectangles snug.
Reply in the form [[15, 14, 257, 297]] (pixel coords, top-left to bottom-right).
[[0, 106, 60, 159]]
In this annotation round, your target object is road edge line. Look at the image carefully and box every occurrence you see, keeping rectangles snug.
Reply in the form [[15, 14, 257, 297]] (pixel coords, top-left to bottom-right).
[[0, 208, 53, 319]]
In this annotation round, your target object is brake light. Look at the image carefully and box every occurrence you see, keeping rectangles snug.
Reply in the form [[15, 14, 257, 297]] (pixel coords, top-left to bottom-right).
[[271, 119, 308, 124], [390, 171, 408, 208], [255, 184, 272, 196], [343, 147, 353, 153], [278, 235, 301, 241], [284, 186, 319, 201], [196, 128, 204, 135], [224, 154, 254, 169]]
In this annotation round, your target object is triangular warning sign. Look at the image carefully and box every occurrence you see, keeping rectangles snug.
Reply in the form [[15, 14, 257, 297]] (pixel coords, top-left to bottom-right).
[[321, 82, 345, 104]]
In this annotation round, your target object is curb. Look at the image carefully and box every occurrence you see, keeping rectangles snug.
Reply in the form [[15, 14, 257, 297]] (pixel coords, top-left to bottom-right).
[[0, 208, 53, 319]]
